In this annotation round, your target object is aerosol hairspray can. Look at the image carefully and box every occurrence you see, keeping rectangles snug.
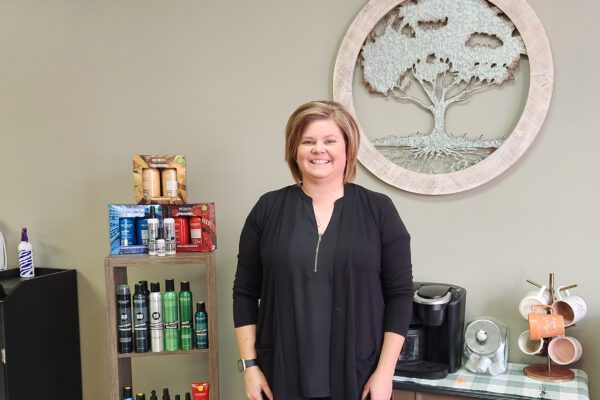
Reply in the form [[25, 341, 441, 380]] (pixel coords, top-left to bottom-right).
[[116, 284, 133, 353], [150, 282, 164, 352], [163, 278, 179, 351], [18, 228, 35, 278], [133, 283, 150, 352], [179, 281, 193, 350], [195, 301, 208, 349], [147, 206, 159, 256]]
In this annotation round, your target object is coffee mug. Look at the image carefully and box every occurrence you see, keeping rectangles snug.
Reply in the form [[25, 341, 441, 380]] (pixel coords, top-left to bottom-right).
[[552, 287, 588, 326], [528, 306, 565, 340], [548, 336, 582, 365], [518, 330, 548, 356], [519, 286, 551, 320]]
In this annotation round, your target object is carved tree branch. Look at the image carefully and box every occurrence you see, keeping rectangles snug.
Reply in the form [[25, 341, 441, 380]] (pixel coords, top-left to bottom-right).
[[391, 87, 435, 112], [448, 80, 496, 104]]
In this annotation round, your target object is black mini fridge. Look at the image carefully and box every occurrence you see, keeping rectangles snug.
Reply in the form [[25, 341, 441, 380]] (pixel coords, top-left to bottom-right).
[[0, 268, 82, 400]]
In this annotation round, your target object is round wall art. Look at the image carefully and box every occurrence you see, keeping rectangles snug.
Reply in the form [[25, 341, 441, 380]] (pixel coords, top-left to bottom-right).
[[333, 0, 553, 195]]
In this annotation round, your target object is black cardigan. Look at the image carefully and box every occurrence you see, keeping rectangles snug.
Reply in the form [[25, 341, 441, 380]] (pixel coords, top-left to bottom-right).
[[233, 183, 413, 400]]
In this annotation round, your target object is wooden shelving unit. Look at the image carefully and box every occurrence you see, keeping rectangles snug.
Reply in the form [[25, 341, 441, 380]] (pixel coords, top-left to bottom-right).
[[105, 252, 219, 400]]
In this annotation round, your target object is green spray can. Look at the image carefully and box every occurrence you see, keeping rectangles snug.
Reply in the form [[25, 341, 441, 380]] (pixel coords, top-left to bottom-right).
[[163, 278, 179, 351], [179, 281, 193, 350]]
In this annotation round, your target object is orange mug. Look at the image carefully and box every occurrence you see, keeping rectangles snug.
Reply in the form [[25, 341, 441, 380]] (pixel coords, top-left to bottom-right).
[[528, 305, 565, 340]]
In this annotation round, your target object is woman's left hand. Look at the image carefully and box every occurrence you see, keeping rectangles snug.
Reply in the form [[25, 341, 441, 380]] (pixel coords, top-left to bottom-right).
[[361, 368, 393, 400]]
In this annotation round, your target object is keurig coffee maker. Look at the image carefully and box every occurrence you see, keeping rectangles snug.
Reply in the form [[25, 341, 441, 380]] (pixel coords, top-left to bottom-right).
[[396, 282, 466, 379]]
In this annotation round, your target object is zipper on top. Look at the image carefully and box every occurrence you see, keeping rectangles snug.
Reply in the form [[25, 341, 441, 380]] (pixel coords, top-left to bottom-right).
[[314, 234, 322, 272]]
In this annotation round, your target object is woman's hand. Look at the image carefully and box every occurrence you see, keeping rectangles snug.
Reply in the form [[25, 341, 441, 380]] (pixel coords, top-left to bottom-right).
[[361, 368, 393, 400], [243, 366, 273, 400]]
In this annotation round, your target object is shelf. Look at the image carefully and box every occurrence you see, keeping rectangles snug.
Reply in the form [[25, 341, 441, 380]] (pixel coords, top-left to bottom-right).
[[117, 348, 210, 359], [106, 252, 215, 267], [105, 252, 219, 400]]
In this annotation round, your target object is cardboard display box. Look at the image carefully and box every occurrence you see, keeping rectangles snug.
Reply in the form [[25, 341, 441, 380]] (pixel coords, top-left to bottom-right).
[[169, 203, 217, 252], [108, 204, 162, 255], [133, 155, 187, 204]]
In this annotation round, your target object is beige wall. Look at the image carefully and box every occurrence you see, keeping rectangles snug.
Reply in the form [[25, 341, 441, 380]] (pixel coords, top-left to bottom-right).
[[0, 0, 598, 398]]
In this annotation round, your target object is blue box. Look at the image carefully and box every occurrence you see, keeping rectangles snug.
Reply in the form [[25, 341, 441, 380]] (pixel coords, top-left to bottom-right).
[[108, 204, 162, 255]]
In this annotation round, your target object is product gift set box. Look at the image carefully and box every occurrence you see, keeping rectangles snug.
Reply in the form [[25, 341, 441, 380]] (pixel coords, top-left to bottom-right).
[[108, 154, 217, 255], [133, 154, 187, 204]]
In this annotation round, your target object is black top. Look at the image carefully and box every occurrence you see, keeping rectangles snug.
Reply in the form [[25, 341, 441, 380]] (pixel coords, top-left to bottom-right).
[[233, 184, 413, 400], [290, 190, 342, 397]]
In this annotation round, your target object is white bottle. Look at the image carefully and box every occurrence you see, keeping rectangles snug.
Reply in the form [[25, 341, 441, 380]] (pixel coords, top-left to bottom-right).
[[149, 282, 164, 352], [18, 228, 35, 278], [164, 206, 176, 256], [147, 206, 159, 256], [156, 228, 166, 257]]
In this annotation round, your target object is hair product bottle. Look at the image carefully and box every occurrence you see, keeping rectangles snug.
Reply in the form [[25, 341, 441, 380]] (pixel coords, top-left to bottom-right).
[[119, 217, 136, 246], [164, 206, 176, 255], [122, 386, 135, 400], [147, 206, 159, 256], [136, 393, 146, 400], [150, 390, 158, 400], [150, 282, 164, 352], [116, 284, 133, 353], [157, 228, 166, 257], [133, 283, 150, 353], [18, 228, 35, 278], [161, 168, 178, 198], [162, 388, 171, 400], [189, 217, 202, 245], [136, 215, 149, 246], [184, 393, 191, 400], [195, 301, 208, 349], [142, 168, 161, 200], [0, 230, 7, 271], [163, 278, 179, 351], [174, 216, 190, 245], [179, 281, 193, 350]]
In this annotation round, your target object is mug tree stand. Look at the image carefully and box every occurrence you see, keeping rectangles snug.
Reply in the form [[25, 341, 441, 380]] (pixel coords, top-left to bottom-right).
[[523, 273, 575, 382]]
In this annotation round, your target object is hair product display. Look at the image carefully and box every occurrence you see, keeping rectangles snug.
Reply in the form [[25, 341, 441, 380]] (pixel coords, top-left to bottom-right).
[[133, 283, 150, 353], [195, 302, 208, 350], [18, 228, 34, 278], [179, 281, 193, 350], [117, 284, 133, 353], [163, 278, 179, 351], [150, 282, 164, 352], [142, 168, 161, 200]]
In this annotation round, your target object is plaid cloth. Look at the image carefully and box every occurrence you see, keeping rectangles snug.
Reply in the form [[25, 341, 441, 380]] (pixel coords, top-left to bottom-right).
[[393, 363, 589, 399]]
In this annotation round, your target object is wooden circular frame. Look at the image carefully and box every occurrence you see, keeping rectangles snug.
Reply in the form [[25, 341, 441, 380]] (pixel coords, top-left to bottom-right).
[[333, 0, 554, 195]]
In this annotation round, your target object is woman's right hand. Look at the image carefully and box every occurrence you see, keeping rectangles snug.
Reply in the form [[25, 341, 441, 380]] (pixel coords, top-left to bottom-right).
[[243, 366, 273, 400]]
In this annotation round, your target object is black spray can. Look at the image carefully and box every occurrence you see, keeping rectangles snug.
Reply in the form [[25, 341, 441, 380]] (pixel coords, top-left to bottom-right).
[[133, 283, 150, 352], [116, 284, 133, 353]]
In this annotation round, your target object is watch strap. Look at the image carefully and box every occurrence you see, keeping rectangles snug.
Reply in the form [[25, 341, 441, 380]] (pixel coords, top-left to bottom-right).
[[237, 358, 258, 372]]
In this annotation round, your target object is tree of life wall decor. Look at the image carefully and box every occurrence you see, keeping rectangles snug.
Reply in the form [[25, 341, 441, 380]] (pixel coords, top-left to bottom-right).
[[333, 0, 553, 195]]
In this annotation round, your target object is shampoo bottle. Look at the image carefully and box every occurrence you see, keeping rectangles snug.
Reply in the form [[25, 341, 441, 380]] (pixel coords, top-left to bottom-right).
[[162, 388, 171, 400], [156, 228, 166, 257], [116, 284, 133, 353], [195, 301, 208, 349], [150, 390, 158, 400], [18, 228, 35, 278], [163, 278, 179, 351], [179, 281, 193, 350], [149, 282, 164, 352]]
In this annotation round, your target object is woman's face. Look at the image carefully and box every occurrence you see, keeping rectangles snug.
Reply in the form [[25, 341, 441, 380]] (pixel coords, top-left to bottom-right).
[[296, 118, 347, 185]]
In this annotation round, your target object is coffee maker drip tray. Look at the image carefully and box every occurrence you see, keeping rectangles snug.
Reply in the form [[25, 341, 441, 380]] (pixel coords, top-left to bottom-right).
[[395, 361, 449, 380]]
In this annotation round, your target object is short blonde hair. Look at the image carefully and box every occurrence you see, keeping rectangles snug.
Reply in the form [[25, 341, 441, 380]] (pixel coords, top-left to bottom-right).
[[285, 101, 360, 184]]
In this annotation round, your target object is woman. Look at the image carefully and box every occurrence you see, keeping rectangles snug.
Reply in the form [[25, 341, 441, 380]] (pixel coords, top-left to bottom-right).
[[233, 101, 413, 400]]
